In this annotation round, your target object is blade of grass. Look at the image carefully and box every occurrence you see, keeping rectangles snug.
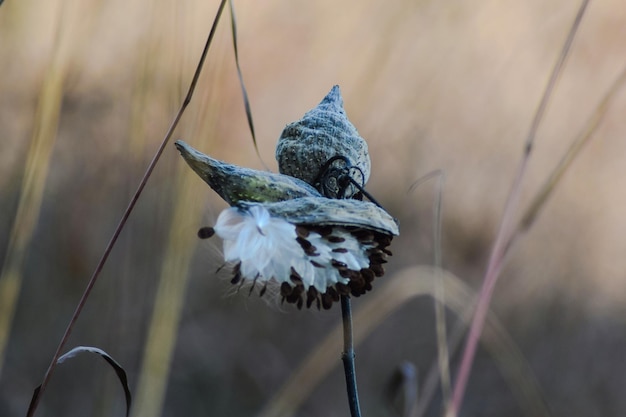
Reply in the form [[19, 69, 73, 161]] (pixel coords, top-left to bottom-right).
[[409, 170, 450, 407], [26, 1, 228, 416], [0, 0, 68, 377], [131, 153, 208, 417], [28, 346, 132, 417], [448, 1, 590, 415], [228, 0, 267, 170], [131, 11, 226, 412], [518, 65, 626, 234], [258, 266, 549, 417], [414, 291, 551, 417]]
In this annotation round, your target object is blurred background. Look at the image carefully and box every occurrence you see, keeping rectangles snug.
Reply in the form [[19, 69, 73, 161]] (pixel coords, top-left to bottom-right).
[[2, 0, 626, 416]]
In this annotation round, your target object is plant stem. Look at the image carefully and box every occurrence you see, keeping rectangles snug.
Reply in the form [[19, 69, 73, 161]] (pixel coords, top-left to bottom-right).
[[341, 295, 362, 417], [25, 2, 228, 416], [448, 1, 589, 415]]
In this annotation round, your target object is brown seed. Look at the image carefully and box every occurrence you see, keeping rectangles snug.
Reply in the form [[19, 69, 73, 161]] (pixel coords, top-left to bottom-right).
[[361, 268, 375, 283], [371, 264, 385, 277], [332, 248, 348, 253], [321, 293, 333, 309], [197, 227, 215, 239], [336, 282, 350, 295], [348, 269, 362, 280], [296, 225, 310, 238], [280, 282, 292, 297], [313, 226, 333, 236], [367, 247, 383, 256], [331, 259, 347, 268], [376, 235, 392, 247], [286, 292, 300, 304], [327, 235, 346, 243], [352, 229, 374, 241], [327, 287, 340, 302], [310, 260, 325, 268], [292, 284, 304, 298], [350, 276, 365, 291], [296, 236, 312, 248], [369, 253, 387, 264], [306, 287, 318, 308], [297, 237, 320, 256]]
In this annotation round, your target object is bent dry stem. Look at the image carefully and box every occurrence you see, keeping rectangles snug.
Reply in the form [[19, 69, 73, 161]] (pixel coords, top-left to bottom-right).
[[341, 295, 362, 417]]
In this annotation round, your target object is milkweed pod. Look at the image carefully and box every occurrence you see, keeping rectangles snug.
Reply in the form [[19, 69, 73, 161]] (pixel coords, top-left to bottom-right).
[[238, 197, 399, 236], [275, 85, 371, 199], [175, 140, 321, 205], [214, 197, 398, 309]]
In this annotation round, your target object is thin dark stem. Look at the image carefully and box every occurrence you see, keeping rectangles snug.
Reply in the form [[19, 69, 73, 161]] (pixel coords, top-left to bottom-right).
[[25, 2, 228, 416], [341, 295, 362, 417]]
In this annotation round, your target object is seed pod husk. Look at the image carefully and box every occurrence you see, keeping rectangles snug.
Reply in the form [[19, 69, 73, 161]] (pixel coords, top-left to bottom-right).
[[238, 197, 399, 236], [275, 85, 371, 198], [175, 140, 321, 205]]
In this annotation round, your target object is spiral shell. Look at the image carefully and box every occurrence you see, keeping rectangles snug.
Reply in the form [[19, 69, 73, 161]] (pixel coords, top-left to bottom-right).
[[275, 85, 371, 199]]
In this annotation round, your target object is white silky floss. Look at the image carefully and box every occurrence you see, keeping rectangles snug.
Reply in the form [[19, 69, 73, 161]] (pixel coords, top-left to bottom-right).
[[213, 205, 371, 293]]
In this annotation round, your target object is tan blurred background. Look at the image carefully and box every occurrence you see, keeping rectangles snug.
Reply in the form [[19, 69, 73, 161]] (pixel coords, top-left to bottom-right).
[[2, 0, 626, 416]]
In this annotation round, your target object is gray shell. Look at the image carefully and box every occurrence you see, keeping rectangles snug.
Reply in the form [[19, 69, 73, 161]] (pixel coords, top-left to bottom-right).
[[239, 197, 399, 236], [275, 86, 371, 199]]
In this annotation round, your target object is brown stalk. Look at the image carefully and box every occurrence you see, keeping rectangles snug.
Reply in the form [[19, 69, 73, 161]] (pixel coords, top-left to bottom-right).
[[448, 1, 590, 415], [25, 1, 229, 416]]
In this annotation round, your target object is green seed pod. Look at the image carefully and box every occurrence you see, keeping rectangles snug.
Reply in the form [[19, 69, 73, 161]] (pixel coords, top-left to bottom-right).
[[275, 85, 371, 199], [175, 140, 321, 205]]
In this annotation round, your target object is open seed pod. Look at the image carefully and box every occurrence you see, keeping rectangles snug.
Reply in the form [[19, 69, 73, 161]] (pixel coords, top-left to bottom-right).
[[213, 197, 398, 309], [275, 85, 371, 199], [175, 140, 321, 205], [239, 197, 398, 236], [176, 114, 398, 309]]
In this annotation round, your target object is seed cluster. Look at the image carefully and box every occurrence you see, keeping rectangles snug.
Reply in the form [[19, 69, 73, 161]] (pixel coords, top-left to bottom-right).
[[230, 224, 393, 309]]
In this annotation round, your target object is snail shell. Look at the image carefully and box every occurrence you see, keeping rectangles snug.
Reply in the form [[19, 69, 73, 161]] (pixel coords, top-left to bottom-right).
[[238, 197, 399, 236], [275, 85, 371, 199]]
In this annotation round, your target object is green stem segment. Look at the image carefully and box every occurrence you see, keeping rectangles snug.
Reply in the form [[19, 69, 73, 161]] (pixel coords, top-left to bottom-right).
[[341, 295, 362, 417]]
